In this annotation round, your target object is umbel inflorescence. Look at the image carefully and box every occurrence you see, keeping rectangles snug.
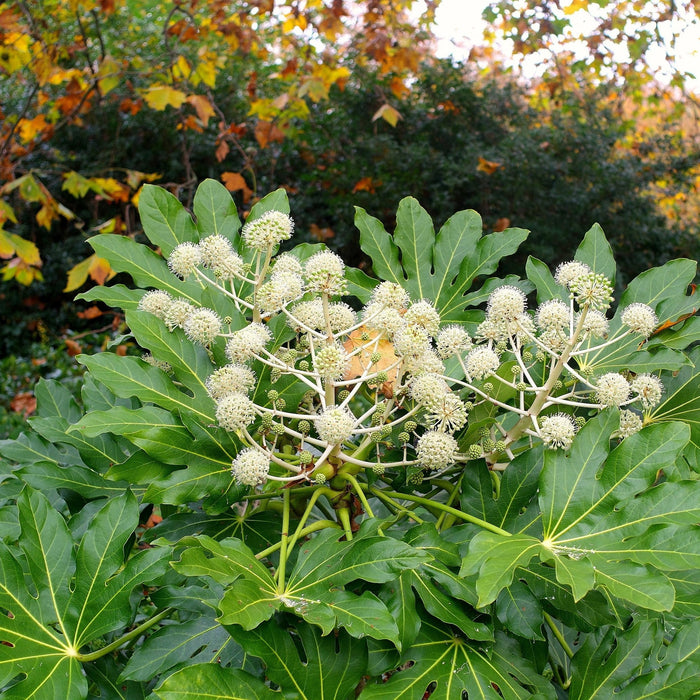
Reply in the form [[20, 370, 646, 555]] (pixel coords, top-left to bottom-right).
[[139, 212, 662, 486]]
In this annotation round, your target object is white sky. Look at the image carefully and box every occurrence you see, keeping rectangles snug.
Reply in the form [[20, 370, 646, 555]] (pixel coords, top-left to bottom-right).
[[426, 0, 699, 91]]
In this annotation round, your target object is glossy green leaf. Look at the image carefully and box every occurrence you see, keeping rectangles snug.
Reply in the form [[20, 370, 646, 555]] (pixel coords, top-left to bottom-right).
[[78, 354, 215, 424], [525, 255, 565, 303], [459, 532, 543, 608], [0, 488, 169, 700], [359, 620, 554, 699], [574, 222, 616, 284], [89, 234, 202, 303], [495, 581, 545, 641], [230, 620, 367, 700], [569, 620, 662, 700], [120, 616, 233, 683], [381, 573, 421, 652], [75, 283, 145, 310], [622, 619, 700, 699], [152, 663, 277, 700], [139, 183, 198, 255], [192, 178, 241, 241], [355, 198, 528, 321]]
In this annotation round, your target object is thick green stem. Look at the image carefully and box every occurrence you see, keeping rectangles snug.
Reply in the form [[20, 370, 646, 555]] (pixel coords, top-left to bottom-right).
[[336, 472, 375, 518], [369, 487, 425, 523], [285, 487, 336, 555], [435, 480, 461, 531], [256, 519, 339, 560], [275, 488, 291, 592], [544, 611, 574, 660], [76, 608, 173, 663], [337, 507, 353, 540], [374, 489, 511, 537]]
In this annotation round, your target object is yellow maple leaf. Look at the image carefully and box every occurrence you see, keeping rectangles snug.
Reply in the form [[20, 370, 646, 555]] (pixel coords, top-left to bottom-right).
[[372, 103, 402, 127], [142, 84, 188, 111]]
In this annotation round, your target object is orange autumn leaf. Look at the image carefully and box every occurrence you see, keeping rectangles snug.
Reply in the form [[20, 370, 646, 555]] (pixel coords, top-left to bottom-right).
[[77, 305, 103, 320], [352, 177, 381, 194], [65, 338, 82, 356], [221, 171, 253, 203], [477, 156, 503, 175], [10, 392, 36, 417], [254, 120, 285, 149], [344, 327, 398, 398], [309, 223, 334, 242], [186, 94, 215, 125]]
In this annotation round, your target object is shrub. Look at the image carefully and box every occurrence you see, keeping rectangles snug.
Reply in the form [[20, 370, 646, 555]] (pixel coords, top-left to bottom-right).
[[0, 180, 698, 698]]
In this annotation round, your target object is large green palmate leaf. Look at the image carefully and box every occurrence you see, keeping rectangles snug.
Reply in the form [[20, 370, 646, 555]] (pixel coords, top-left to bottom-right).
[[649, 345, 700, 470], [460, 412, 695, 611], [174, 525, 428, 647], [579, 258, 697, 374], [152, 663, 278, 700], [360, 619, 555, 699], [568, 618, 700, 699], [228, 619, 367, 700], [354, 197, 529, 321], [0, 488, 169, 700], [77, 354, 215, 424]]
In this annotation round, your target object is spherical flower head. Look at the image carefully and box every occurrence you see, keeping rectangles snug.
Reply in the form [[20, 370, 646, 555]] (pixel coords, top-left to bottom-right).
[[313, 342, 349, 381], [316, 406, 355, 445], [436, 325, 472, 359], [273, 253, 303, 276], [554, 261, 592, 289], [618, 409, 643, 438], [168, 242, 202, 278], [569, 273, 614, 311], [288, 299, 325, 333], [579, 309, 609, 338], [539, 328, 567, 353], [465, 346, 500, 381], [163, 298, 195, 331], [394, 325, 430, 357], [595, 372, 631, 407], [199, 234, 234, 268], [370, 281, 410, 310], [410, 373, 449, 407], [535, 299, 570, 331], [402, 349, 444, 377], [425, 393, 468, 434], [242, 210, 294, 251], [476, 318, 506, 343], [405, 300, 441, 337], [211, 251, 244, 281], [232, 448, 269, 486], [630, 373, 663, 409], [621, 303, 658, 337], [225, 322, 272, 362], [363, 303, 405, 337], [416, 431, 458, 470], [216, 392, 255, 431], [327, 302, 357, 334], [206, 364, 256, 400], [487, 285, 527, 323], [304, 251, 346, 295], [183, 308, 221, 345], [540, 413, 577, 450], [138, 290, 172, 319], [257, 271, 304, 314]]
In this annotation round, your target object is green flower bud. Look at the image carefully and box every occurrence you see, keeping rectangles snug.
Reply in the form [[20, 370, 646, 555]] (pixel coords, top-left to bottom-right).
[[299, 450, 313, 465], [468, 444, 482, 459], [398, 431, 411, 444], [298, 420, 311, 435], [405, 420, 418, 433], [298, 359, 310, 371], [267, 390, 279, 401]]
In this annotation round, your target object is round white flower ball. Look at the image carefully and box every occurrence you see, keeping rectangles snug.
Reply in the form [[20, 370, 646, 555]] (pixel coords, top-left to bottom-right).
[[316, 406, 355, 445], [594, 372, 631, 407], [168, 242, 202, 278], [630, 374, 663, 409], [206, 364, 256, 400], [416, 431, 458, 470], [540, 413, 577, 450], [183, 308, 221, 345], [242, 211, 294, 251], [232, 448, 269, 486], [621, 303, 658, 337], [487, 285, 527, 323], [216, 392, 255, 431], [465, 346, 500, 381]]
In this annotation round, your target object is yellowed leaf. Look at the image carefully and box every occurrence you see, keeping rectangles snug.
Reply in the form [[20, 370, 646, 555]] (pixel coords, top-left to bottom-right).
[[186, 94, 215, 125], [372, 103, 401, 127], [142, 84, 188, 111]]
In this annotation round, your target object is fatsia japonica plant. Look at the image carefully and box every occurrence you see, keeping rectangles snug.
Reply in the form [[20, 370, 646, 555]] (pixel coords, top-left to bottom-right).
[[1, 179, 699, 699]]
